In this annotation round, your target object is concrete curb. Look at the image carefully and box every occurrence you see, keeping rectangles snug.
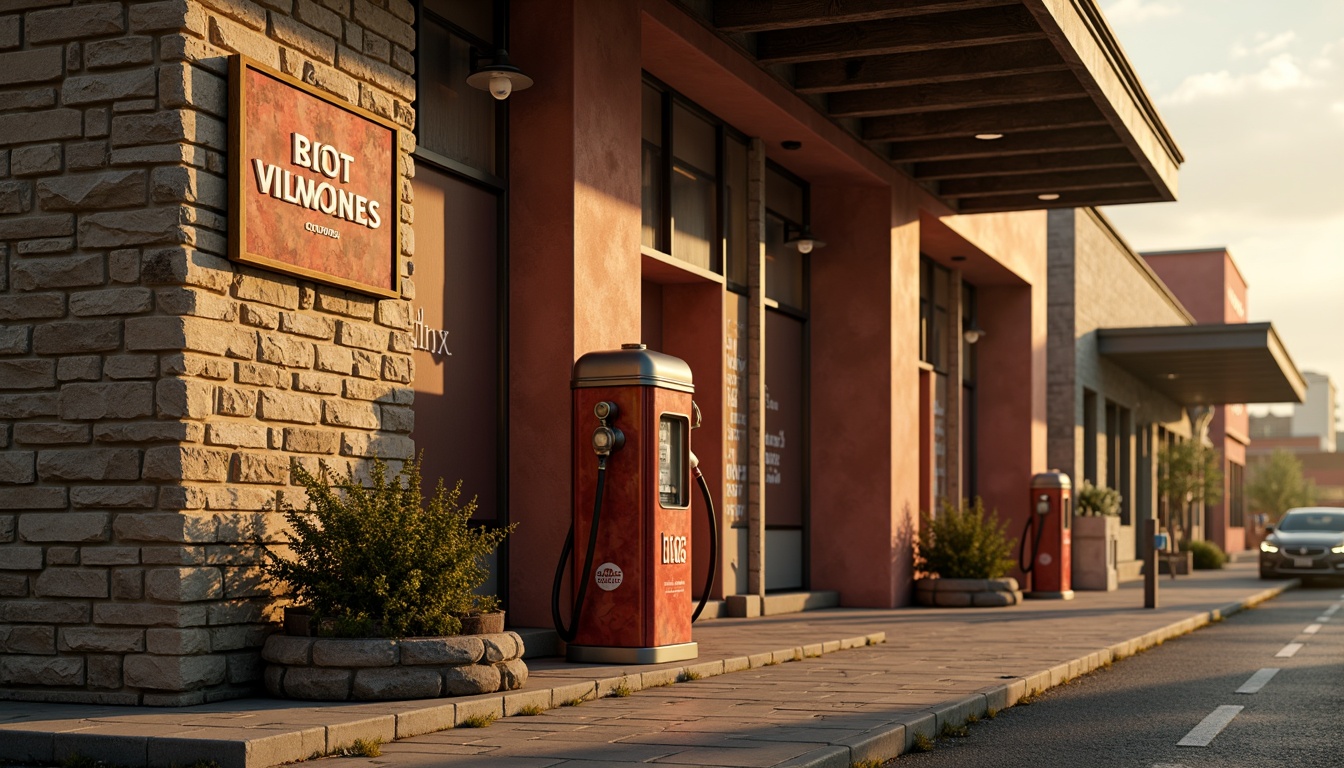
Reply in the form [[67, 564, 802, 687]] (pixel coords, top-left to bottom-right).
[[0, 632, 887, 768]]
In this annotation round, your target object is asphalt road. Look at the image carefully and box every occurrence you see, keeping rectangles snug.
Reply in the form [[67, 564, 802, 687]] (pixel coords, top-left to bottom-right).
[[897, 581, 1344, 768]]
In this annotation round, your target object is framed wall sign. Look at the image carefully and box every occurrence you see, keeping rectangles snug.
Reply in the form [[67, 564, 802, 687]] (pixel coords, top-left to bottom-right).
[[228, 55, 401, 298]]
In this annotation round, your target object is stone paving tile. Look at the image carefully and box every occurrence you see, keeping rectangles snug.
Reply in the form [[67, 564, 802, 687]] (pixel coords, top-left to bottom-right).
[[644, 742, 821, 766]]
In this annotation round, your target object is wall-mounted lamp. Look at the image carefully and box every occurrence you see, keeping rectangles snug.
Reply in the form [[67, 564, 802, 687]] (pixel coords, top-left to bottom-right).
[[963, 319, 986, 345], [466, 48, 533, 100], [784, 224, 826, 255]]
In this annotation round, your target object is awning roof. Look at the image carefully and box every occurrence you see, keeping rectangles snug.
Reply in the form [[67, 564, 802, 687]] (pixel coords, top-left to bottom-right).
[[707, 0, 1183, 212], [1097, 323, 1306, 405]]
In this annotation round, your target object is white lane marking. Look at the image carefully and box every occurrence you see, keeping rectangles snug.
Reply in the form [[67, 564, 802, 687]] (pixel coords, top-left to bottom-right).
[[1276, 643, 1303, 658], [1236, 668, 1280, 694], [1178, 705, 1244, 747], [1326, 604, 1340, 615], [1318, 616, 1332, 622], [1303, 624, 1322, 634]]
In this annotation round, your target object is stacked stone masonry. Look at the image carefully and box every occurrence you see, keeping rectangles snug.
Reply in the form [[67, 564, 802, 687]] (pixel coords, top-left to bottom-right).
[[0, 0, 417, 705], [262, 632, 528, 701]]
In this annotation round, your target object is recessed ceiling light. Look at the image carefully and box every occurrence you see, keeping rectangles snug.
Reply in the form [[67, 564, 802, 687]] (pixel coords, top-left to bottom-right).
[[782, 140, 802, 150], [974, 133, 1004, 141], [1037, 193, 1061, 201], [951, 255, 967, 262]]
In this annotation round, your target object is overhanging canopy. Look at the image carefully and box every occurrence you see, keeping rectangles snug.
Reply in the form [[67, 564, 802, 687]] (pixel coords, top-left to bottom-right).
[[1097, 323, 1306, 405], [706, 0, 1183, 212]]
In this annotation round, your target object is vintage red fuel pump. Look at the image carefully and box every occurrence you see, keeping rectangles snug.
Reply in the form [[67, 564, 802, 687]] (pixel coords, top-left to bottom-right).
[[1019, 471, 1074, 599], [551, 344, 718, 664]]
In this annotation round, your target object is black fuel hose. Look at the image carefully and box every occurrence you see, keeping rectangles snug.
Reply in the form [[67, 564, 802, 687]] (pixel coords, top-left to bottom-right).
[[691, 468, 718, 623], [1017, 513, 1048, 576], [551, 459, 607, 643]]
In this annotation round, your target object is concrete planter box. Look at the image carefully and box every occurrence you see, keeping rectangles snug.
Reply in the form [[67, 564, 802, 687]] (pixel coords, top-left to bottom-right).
[[263, 631, 528, 701], [914, 577, 1022, 607], [1158, 550, 1194, 575], [1073, 515, 1120, 591]]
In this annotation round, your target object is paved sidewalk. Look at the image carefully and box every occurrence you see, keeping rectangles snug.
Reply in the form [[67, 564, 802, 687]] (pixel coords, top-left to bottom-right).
[[0, 563, 1292, 768]]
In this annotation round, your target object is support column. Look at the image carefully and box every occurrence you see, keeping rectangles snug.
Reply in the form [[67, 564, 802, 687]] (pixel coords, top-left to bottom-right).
[[746, 138, 767, 600], [508, 0, 642, 627], [809, 183, 920, 607], [977, 282, 1047, 585]]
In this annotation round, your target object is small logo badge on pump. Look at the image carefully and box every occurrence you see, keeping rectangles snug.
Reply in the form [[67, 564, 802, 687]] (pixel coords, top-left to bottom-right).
[[594, 562, 623, 591]]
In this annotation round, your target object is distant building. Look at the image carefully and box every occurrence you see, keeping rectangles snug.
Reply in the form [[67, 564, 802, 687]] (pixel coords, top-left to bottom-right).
[[1248, 371, 1337, 456]]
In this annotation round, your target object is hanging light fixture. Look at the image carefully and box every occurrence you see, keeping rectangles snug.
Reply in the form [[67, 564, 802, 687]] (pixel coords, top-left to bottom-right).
[[466, 48, 533, 101], [784, 224, 826, 254], [963, 318, 986, 345]]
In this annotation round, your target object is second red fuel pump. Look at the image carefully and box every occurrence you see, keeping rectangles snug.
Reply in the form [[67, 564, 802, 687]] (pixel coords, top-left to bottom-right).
[[1018, 470, 1074, 599], [552, 345, 718, 663]]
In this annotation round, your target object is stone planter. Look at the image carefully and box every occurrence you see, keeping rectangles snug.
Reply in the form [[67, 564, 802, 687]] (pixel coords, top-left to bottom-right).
[[914, 577, 1022, 607], [1072, 515, 1120, 591], [263, 631, 528, 701], [1158, 550, 1193, 576]]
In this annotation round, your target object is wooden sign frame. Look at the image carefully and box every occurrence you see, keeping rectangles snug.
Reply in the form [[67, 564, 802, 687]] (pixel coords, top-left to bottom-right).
[[228, 55, 402, 299]]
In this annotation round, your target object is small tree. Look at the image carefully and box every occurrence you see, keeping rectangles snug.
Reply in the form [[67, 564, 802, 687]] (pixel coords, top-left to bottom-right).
[[1247, 449, 1316, 522], [1158, 441, 1223, 546], [916, 498, 1015, 580]]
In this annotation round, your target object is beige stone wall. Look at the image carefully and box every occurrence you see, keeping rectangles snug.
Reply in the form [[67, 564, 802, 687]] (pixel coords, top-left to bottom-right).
[[0, 0, 416, 705]]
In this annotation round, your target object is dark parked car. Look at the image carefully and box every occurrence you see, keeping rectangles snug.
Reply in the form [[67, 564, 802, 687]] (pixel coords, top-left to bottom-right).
[[1260, 507, 1344, 579]]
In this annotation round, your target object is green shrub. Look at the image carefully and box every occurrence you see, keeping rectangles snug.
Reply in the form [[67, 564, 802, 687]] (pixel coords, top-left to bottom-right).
[[916, 498, 1014, 579], [1180, 539, 1227, 570], [1075, 480, 1121, 517], [264, 455, 514, 637]]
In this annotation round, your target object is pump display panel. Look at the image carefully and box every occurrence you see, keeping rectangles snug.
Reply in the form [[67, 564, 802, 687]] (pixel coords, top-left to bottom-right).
[[658, 414, 689, 508]]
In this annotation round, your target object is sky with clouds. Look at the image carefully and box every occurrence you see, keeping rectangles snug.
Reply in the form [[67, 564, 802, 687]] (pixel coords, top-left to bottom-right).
[[1097, 1, 1344, 414]]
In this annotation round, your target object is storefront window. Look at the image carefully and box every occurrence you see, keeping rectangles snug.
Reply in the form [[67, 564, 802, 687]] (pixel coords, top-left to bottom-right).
[[640, 76, 746, 276], [919, 257, 950, 372], [641, 83, 664, 251], [417, 1, 500, 178], [961, 282, 977, 500], [724, 135, 748, 288], [1228, 461, 1245, 527]]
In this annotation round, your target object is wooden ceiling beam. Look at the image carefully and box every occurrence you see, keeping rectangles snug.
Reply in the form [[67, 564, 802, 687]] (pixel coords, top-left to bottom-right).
[[755, 5, 1044, 64], [938, 167, 1152, 198], [957, 185, 1166, 212], [827, 71, 1084, 118], [794, 40, 1068, 93], [912, 148, 1134, 180], [864, 98, 1105, 141], [887, 126, 1123, 162], [713, 0, 1017, 34]]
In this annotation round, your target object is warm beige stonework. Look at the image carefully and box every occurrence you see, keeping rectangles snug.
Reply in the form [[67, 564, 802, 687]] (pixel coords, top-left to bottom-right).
[[0, 0, 416, 705]]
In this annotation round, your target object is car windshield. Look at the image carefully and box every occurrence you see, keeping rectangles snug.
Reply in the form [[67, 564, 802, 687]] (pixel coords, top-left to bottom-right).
[[1277, 513, 1344, 532]]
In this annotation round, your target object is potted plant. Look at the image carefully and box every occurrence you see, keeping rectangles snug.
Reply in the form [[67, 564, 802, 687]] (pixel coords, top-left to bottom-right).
[[913, 498, 1021, 607], [1073, 480, 1121, 591], [259, 456, 525, 702]]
